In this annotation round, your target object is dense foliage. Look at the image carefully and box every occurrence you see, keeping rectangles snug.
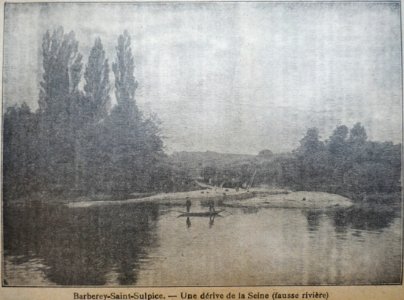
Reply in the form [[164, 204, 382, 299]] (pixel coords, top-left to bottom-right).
[[200, 123, 401, 202], [291, 124, 401, 200], [3, 27, 401, 203], [4, 28, 169, 200]]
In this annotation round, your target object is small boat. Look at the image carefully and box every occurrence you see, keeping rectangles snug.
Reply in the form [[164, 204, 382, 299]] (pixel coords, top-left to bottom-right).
[[178, 210, 224, 217]]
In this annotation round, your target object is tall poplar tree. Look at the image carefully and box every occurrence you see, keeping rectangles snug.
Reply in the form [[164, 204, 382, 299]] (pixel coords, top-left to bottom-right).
[[105, 31, 164, 193], [84, 37, 111, 122], [81, 37, 111, 193], [38, 27, 83, 191], [106, 31, 142, 192]]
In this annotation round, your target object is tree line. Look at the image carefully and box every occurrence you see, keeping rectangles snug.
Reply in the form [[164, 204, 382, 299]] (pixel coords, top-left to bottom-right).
[[291, 123, 400, 200], [3, 27, 401, 203], [4, 27, 174, 200], [201, 123, 401, 202]]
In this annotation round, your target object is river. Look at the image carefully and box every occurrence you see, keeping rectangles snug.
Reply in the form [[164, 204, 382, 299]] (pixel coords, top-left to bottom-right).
[[3, 199, 402, 286]]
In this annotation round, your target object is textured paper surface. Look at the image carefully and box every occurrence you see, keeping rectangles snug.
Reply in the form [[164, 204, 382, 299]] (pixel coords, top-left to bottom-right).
[[1, 0, 403, 299]]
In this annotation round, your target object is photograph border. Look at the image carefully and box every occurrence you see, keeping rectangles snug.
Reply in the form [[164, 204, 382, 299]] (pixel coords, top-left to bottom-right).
[[0, 0, 403, 298]]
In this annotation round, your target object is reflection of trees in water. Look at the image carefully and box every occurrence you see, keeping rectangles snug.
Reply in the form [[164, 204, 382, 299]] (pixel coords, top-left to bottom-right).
[[4, 201, 159, 285], [328, 206, 398, 233], [302, 205, 399, 234], [302, 210, 323, 232], [240, 206, 260, 215]]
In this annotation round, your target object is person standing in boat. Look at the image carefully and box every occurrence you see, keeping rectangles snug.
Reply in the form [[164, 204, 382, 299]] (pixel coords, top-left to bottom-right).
[[186, 198, 192, 212], [208, 199, 215, 213]]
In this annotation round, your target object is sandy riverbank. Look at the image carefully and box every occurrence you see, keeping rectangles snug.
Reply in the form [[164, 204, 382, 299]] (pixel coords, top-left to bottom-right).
[[222, 191, 353, 209], [67, 186, 284, 208], [67, 186, 352, 209]]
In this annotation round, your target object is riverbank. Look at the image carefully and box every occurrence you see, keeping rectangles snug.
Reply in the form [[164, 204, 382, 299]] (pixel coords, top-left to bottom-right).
[[222, 191, 353, 209], [66, 185, 353, 209], [67, 186, 285, 208]]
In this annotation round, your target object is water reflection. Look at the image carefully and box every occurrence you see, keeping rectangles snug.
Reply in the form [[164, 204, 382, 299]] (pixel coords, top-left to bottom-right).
[[302, 210, 323, 232], [328, 206, 399, 233], [301, 205, 400, 235], [4, 200, 402, 286], [241, 206, 260, 215], [185, 199, 191, 213], [182, 215, 217, 228], [4, 201, 159, 285], [209, 215, 215, 228]]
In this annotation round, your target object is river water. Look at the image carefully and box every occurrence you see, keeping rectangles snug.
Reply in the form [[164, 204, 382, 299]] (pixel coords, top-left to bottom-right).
[[3, 199, 402, 286]]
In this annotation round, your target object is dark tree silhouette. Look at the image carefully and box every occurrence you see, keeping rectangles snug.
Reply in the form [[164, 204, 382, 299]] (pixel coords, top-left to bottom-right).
[[101, 31, 165, 193], [84, 37, 111, 122], [348, 122, 367, 145], [200, 123, 401, 202], [3, 104, 39, 199], [80, 37, 112, 194], [2, 27, 400, 204], [328, 125, 349, 156], [37, 27, 85, 193], [4, 28, 168, 200]]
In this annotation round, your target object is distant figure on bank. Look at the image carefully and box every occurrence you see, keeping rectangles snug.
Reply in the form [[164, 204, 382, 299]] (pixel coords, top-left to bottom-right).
[[186, 198, 191, 212], [186, 217, 191, 228], [208, 199, 215, 213]]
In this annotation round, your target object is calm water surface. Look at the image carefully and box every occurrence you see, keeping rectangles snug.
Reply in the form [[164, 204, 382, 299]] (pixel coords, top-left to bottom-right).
[[3, 199, 402, 286]]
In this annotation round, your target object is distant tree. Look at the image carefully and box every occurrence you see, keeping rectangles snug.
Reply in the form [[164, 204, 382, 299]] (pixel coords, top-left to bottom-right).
[[325, 125, 349, 187], [294, 128, 331, 189], [345, 122, 368, 167], [343, 162, 394, 195], [277, 157, 300, 188], [258, 149, 273, 158], [327, 125, 349, 156], [296, 128, 324, 156], [289, 123, 400, 199], [348, 122, 367, 145], [202, 166, 217, 183]]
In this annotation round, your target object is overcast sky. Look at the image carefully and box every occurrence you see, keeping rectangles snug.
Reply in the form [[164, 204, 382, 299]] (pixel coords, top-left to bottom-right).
[[3, 2, 402, 154]]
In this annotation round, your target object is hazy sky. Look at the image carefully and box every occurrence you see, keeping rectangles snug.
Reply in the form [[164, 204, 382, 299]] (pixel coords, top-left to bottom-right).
[[3, 2, 402, 154]]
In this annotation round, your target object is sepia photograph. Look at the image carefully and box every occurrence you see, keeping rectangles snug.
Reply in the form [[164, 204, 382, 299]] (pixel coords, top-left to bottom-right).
[[1, 1, 402, 288]]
